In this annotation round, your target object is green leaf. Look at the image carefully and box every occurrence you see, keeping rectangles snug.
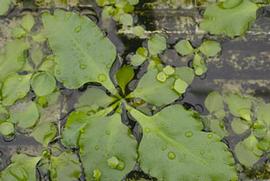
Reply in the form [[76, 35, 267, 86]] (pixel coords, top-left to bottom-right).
[[31, 92, 61, 145], [10, 101, 39, 129], [198, 40, 221, 57], [31, 121, 57, 146], [0, 40, 29, 82], [130, 47, 148, 66], [231, 118, 250, 134], [21, 13, 35, 32], [78, 109, 137, 181], [200, 0, 258, 37], [257, 102, 270, 127], [204, 91, 224, 114], [173, 78, 188, 94], [0, 0, 13, 15], [50, 151, 81, 181], [130, 66, 179, 106], [147, 34, 167, 56], [0, 121, 14, 136], [224, 93, 252, 121], [0, 153, 40, 181], [173, 66, 194, 84], [2, 73, 31, 106], [174, 40, 194, 56], [42, 10, 116, 92], [11, 27, 27, 39], [235, 134, 263, 167], [31, 71, 56, 96], [129, 105, 237, 181], [204, 117, 228, 138], [192, 53, 207, 76], [62, 111, 89, 148], [75, 87, 116, 110], [116, 65, 134, 94], [119, 13, 133, 27]]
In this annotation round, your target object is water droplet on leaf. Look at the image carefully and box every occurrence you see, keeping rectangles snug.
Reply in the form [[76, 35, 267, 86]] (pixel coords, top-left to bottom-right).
[[145, 128, 150, 133], [207, 133, 213, 139], [185, 131, 193, 137], [107, 156, 125, 170], [80, 64, 87, 69], [74, 25, 81, 32], [95, 145, 99, 150], [97, 74, 107, 82], [168, 151, 176, 160]]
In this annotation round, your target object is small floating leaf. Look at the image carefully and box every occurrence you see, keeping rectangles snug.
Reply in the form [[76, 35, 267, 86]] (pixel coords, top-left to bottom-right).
[[10, 101, 39, 129], [0, 121, 14, 136], [21, 14, 35, 32], [2, 73, 31, 106], [174, 67, 194, 84], [31, 71, 56, 96], [173, 79, 188, 94], [148, 34, 166, 55], [198, 40, 221, 57], [192, 53, 207, 76], [174, 40, 194, 56], [163, 65, 175, 76], [0, 40, 29, 82], [235, 134, 262, 167], [204, 91, 224, 115]]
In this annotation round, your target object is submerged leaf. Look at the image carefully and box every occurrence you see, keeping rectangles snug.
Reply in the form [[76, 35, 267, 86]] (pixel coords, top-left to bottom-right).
[[42, 10, 116, 92], [130, 105, 237, 181]]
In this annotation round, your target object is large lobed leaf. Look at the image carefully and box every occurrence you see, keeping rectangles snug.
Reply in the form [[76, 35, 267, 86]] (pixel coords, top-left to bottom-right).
[[79, 110, 137, 181], [42, 10, 117, 92], [200, 0, 258, 37], [130, 105, 237, 181]]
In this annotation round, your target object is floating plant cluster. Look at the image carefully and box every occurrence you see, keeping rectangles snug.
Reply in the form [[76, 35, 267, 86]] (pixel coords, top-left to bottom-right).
[[0, 0, 269, 180]]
